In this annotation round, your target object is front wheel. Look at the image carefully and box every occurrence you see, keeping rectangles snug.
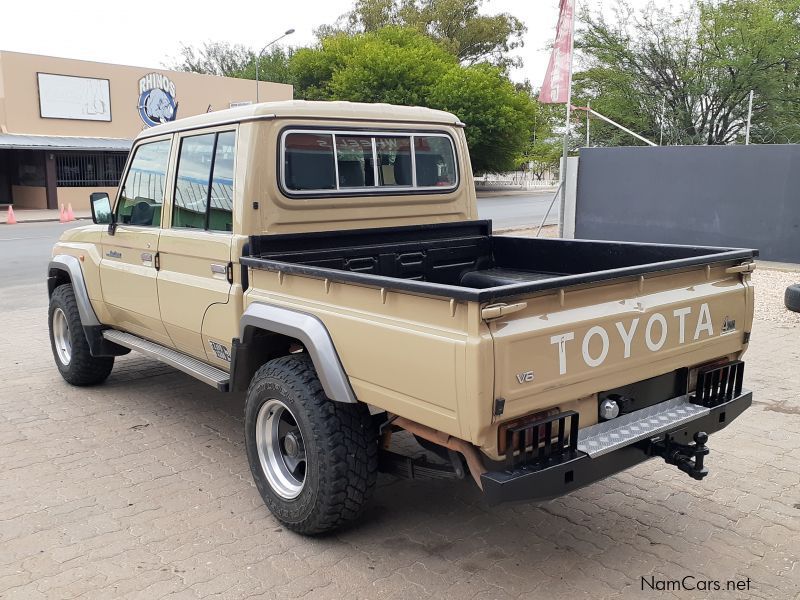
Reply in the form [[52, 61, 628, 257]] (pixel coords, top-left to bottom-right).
[[244, 354, 378, 535], [48, 284, 114, 386]]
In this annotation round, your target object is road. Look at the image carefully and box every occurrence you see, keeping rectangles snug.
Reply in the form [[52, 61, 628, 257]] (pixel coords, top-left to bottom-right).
[[0, 221, 77, 296], [476, 189, 559, 230], [0, 190, 558, 291]]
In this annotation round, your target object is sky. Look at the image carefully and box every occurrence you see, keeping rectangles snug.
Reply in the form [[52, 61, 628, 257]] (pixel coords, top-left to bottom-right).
[[1, 0, 665, 86]]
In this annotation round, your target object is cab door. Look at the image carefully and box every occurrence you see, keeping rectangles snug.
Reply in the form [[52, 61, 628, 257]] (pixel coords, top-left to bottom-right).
[[99, 136, 174, 347], [156, 129, 237, 364]]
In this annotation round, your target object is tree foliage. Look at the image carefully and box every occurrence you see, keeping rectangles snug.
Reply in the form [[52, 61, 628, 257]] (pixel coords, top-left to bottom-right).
[[291, 28, 456, 104], [575, 0, 800, 146], [290, 27, 535, 173], [169, 42, 294, 85], [427, 65, 536, 172], [171, 41, 254, 77], [518, 101, 563, 179], [168, 1, 541, 172], [319, 0, 526, 68]]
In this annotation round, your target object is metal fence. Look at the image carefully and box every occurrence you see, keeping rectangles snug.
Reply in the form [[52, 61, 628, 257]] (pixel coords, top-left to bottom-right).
[[56, 152, 127, 187], [475, 171, 559, 190]]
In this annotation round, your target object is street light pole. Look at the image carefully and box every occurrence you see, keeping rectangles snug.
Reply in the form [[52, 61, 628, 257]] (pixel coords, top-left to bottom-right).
[[256, 28, 295, 103]]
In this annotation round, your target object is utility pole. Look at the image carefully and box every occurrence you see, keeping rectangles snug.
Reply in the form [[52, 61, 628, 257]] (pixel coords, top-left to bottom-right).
[[586, 101, 590, 147], [256, 28, 295, 103], [745, 90, 754, 145], [557, 9, 576, 238]]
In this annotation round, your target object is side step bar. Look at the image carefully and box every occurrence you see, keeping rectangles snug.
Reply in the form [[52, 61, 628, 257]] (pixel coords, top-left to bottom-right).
[[102, 330, 230, 391]]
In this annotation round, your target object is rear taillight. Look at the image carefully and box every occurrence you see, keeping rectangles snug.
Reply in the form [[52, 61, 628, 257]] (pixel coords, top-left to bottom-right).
[[497, 408, 559, 455], [688, 356, 735, 393], [691, 360, 744, 407]]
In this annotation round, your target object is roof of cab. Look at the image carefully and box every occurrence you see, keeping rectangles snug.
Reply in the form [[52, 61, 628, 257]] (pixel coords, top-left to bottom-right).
[[138, 100, 463, 139]]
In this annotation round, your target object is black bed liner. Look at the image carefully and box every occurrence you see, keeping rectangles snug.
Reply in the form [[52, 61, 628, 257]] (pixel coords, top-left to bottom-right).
[[241, 221, 757, 302]]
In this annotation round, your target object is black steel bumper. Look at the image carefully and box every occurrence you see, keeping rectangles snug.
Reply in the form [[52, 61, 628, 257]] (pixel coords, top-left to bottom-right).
[[480, 389, 752, 506]]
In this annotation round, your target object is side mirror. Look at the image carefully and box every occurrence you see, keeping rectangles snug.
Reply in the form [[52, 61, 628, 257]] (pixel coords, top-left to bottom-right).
[[90, 192, 116, 234], [90, 192, 112, 224]]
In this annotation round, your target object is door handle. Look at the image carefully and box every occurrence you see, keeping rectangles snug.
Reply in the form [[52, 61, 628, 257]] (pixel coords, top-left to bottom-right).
[[210, 264, 227, 275]]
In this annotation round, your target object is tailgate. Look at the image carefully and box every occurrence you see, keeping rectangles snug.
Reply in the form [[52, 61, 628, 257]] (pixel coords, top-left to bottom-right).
[[487, 262, 753, 421]]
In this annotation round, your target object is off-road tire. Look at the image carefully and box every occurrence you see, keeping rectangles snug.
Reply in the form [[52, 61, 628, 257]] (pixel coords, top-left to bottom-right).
[[244, 353, 378, 535], [48, 284, 114, 386], [785, 284, 800, 313]]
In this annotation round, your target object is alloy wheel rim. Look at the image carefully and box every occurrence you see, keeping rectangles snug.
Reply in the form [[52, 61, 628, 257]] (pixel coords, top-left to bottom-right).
[[255, 399, 307, 499], [52, 307, 72, 365]]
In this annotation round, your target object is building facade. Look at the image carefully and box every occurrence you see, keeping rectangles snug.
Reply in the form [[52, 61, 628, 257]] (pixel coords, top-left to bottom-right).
[[0, 51, 292, 210]]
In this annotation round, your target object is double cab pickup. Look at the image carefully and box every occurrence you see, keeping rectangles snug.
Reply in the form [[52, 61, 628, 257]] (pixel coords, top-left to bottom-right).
[[48, 101, 756, 534]]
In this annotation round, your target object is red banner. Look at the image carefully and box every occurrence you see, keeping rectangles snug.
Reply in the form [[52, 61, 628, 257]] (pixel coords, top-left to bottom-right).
[[539, 0, 576, 104]]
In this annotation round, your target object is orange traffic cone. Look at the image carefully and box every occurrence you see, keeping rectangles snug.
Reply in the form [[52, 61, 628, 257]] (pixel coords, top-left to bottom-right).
[[59, 205, 68, 223], [66, 203, 75, 222], [5, 206, 17, 225]]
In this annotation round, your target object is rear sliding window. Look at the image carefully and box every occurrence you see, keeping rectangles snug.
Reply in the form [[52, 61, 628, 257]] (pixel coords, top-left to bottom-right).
[[281, 130, 457, 195]]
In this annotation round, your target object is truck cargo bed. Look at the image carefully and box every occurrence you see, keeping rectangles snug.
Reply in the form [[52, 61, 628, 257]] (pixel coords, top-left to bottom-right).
[[241, 221, 756, 302]]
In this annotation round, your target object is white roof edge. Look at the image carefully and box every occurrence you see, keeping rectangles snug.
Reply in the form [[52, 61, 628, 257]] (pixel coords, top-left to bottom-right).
[[137, 100, 463, 140]]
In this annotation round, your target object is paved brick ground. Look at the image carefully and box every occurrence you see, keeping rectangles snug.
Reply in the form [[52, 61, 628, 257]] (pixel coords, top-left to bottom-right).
[[1, 282, 798, 600]]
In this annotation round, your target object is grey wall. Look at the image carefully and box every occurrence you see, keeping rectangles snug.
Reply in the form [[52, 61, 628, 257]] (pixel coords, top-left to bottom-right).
[[575, 145, 800, 262]]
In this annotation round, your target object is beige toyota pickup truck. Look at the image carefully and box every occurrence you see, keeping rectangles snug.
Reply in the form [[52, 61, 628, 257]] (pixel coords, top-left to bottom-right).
[[48, 100, 756, 535]]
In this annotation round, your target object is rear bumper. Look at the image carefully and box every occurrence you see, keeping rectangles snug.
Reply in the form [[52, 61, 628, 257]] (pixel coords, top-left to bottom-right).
[[480, 389, 752, 505]]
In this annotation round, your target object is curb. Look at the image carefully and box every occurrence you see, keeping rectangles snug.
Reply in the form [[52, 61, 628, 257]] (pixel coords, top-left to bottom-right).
[[494, 223, 559, 234], [2, 217, 89, 225]]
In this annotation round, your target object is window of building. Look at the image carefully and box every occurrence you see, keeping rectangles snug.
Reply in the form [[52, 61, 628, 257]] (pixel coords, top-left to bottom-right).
[[116, 139, 171, 227], [281, 130, 458, 195], [12, 151, 45, 186], [55, 152, 127, 187], [173, 130, 236, 232]]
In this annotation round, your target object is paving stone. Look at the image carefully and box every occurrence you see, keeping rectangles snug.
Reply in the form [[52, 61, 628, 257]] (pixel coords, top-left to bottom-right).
[[1, 288, 798, 598]]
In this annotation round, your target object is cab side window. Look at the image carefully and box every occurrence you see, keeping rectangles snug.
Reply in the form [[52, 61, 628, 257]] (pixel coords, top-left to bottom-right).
[[173, 131, 235, 232], [116, 139, 171, 226]]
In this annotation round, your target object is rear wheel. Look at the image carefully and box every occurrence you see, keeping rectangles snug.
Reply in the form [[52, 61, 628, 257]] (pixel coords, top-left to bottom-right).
[[244, 354, 378, 535], [48, 284, 114, 386]]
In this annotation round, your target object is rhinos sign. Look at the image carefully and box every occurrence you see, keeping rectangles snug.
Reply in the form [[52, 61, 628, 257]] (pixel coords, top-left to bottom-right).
[[138, 73, 177, 127]]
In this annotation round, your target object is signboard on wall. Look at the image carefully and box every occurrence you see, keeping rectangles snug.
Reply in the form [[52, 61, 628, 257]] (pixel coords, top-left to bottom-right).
[[37, 73, 111, 121], [137, 73, 177, 127]]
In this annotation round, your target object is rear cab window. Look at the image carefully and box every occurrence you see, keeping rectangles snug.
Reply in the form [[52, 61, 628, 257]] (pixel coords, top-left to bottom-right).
[[280, 129, 458, 196]]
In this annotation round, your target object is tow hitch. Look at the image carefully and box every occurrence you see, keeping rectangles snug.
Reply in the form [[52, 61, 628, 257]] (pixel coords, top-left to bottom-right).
[[649, 431, 710, 481]]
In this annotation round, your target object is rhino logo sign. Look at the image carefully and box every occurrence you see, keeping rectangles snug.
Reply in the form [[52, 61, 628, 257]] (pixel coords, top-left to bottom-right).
[[138, 73, 177, 127]]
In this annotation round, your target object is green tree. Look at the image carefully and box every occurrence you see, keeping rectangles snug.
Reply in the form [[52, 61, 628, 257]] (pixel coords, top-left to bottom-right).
[[519, 101, 562, 179], [575, 0, 800, 146], [169, 42, 294, 85], [427, 65, 535, 172], [238, 47, 295, 86], [290, 27, 536, 173], [319, 0, 526, 68], [291, 27, 456, 103], [170, 41, 254, 77]]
